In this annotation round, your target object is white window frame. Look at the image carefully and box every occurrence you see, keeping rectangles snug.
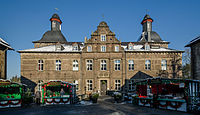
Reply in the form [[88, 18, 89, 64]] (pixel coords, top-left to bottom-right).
[[86, 80, 93, 91], [115, 45, 119, 52], [56, 60, 61, 71], [87, 46, 92, 52], [114, 60, 120, 71], [38, 60, 44, 71], [129, 79, 135, 91], [73, 80, 79, 91], [128, 60, 134, 71], [100, 60, 107, 71], [86, 60, 93, 71], [115, 80, 121, 90], [73, 60, 79, 71], [101, 34, 106, 41], [101, 45, 106, 52], [145, 60, 151, 70], [129, 45, 133, 50], [161, 59, 167, 70]]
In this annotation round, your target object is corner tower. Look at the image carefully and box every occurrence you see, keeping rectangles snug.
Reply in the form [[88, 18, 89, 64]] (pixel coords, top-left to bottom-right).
[[33, 14, 67, 48], [138, 14, 162, 42]]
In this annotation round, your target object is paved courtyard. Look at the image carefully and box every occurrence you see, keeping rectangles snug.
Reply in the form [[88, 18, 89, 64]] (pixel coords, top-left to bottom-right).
[[0, 96, 192, 115]]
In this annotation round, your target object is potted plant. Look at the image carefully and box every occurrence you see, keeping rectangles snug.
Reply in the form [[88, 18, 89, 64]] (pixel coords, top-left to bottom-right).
[[91, 93, 99, 103], [114, 92, 122, 103]]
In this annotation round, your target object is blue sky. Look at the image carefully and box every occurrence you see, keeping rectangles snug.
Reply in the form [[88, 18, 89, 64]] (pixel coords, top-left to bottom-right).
[[0, 0, 200, 79]]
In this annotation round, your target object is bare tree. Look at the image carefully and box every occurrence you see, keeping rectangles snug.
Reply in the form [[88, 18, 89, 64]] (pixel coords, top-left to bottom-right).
[[10, 75, 21, 83], [182, 48, 191, 78]]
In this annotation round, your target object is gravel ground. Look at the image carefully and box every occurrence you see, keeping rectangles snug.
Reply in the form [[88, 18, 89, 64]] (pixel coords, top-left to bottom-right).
[[0, 96, 192, 115]]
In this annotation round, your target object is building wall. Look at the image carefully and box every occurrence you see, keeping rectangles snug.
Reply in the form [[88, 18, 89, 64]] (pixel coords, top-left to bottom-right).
[[20, 52, 82, 93], [0, 46, 7, 79], [191, 42, 200, 79], [20, 50, 182, 94]]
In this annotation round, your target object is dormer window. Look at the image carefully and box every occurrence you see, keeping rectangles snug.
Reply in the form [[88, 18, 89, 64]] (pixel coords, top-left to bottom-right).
[[144, 43, 150, 50], [128, 44, 134, 50], [87, 46, 92, 52], [101, 34, 106, 41], [73, 45, 78, 51], [55, 44, 64, 51]]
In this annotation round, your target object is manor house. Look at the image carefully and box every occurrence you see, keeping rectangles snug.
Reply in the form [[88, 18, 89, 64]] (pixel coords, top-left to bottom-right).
[[18, 14, 183, 95]]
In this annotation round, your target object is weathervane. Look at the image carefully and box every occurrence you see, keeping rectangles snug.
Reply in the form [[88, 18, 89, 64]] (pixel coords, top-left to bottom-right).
[[55, 8, 59, 12]]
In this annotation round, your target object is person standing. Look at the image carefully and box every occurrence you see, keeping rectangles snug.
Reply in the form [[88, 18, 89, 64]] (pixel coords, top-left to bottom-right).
[[35, 90, 41, 105]]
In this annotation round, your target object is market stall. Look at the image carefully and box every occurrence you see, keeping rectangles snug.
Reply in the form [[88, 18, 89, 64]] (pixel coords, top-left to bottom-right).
[[0, 79, 25, 108], [135, 78, 188, 112], [42, 80, 75, 105]]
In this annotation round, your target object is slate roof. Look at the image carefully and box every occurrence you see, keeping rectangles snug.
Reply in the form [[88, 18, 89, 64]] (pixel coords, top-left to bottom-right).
[[32, 31, 67, 43], [0, 38, 13, 50], [19, 41, 183, 53], [185, 36, 200, 47]]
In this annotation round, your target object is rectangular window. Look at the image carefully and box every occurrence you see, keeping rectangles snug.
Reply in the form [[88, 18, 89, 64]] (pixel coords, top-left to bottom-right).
[[38, 60, 43, 71], [145, 60, 151, 70], [73, 80, 79, 91], [101, 45, 106, 52], [129, 80, 135, 91], [115, 80, 121, 90], [115, 45, 119, 52], [86, 80, 93, 91], [86, 60, 93, 71], [161, 59, 167, 70], [114, 60, 120, 70], [56, 60, 61, 71], [101, 60, 107, 70], [87, 46, 92, 52], [128, 60, 134, 70], [101, 34, 106, 41], [73, 60, 78, 71]]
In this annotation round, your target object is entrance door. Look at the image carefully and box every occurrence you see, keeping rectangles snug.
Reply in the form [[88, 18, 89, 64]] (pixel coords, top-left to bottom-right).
[[100, 80, 107, 95]]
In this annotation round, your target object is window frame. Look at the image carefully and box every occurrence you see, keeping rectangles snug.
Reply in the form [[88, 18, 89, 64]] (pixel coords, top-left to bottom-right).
[[101, 34, 106, 41], [56, 60, 61, 71], [73, 80, 79, 91], [115, 45, 119, 52], [38, 60, 44, 71], [145, 60, 151, 70], [87, 46, 92, 52], [86, 59, 93, 71], [73, 60, 79, 71], [86, 79, 93, 91], [101, 45, 106, 52], [114, 60, 121, 71], [100, 60, 107, 71], [128, 60, 134, 71], [115, 80, 121, 91], [161, 59, 167, 70]]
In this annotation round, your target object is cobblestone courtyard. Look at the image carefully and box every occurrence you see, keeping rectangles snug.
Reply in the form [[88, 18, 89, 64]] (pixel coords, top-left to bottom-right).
[[0, 96, 192, 115]]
